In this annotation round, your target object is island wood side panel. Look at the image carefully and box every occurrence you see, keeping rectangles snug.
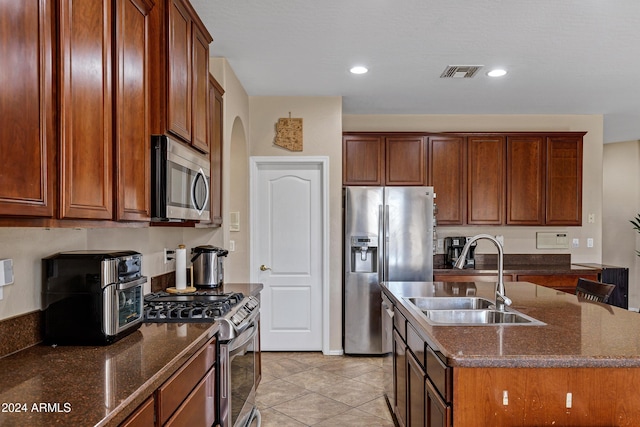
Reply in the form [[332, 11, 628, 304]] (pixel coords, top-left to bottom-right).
[[454, 367, 640, 426]]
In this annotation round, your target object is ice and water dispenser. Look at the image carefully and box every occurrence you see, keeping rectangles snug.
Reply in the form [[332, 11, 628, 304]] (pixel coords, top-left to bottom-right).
[[350, 236, 378, 273]]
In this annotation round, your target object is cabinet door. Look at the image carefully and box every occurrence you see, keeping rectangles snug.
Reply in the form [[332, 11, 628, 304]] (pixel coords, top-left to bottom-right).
[[386, 136, 426, 186], [506, 135, 545, 225], [546, 135, 583, 225], [120, 396, 154, 427], [164, 367, 216, 427], [208, 74, 224, 226], [428, 136, 466, 225], [191, 25, 209, 153], [59, 0, 113, 220], [114, 0, 153, 221], [407, 351, 426, 427], [343, 135, 384, 185], [393, 329, 407, 427], [467, 135, 505, 225], [167, 0, 192, 142], [426, 379, 451, 427], [0, 1, 55, 217]]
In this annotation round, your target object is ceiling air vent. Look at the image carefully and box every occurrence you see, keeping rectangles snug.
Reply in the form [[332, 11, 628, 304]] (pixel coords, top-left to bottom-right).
[[440, 65, 483, 78]]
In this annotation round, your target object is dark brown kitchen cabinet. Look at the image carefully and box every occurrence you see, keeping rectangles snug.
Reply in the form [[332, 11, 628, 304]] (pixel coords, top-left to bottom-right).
[[0, 1, 56, 218], [152, 0, 212, 152], [343, 133, 426, 186], [407, 350, 426, 427], [114, 0, 154, 221], [59, 0, 114, 220], [467, 135, 505, 225], [393, 329, 408, 427], [425, 379, 451, 427], [343, 135, 384, 185], [428, 136, 466, 225], [546, 135, 583, 225], [506, 135, 545, 225], [156, 336, 216, 426], [386, 136, 426, 185], [208, 74, 224, 226], [120, 396, 155, 427]]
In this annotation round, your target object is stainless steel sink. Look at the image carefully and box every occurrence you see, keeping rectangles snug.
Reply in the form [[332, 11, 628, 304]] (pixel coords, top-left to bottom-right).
[[405, 297, 493, 310], [404, 296, 545, 326], [423, 309, 544, 325]]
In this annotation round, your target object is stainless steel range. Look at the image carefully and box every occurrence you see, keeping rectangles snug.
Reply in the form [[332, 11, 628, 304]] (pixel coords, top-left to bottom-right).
[[144, 289, 261, 427]]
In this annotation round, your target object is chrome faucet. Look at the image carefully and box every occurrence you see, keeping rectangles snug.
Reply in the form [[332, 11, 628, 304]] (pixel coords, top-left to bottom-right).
[[454, 234, 512, 311]]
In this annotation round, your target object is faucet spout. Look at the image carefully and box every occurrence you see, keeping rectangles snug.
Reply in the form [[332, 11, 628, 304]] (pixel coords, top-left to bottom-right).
[[453, 234, 511, 311]]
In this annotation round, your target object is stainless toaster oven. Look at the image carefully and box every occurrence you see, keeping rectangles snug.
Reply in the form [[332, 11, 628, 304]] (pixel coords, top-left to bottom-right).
[[42, 251, 146, 345]]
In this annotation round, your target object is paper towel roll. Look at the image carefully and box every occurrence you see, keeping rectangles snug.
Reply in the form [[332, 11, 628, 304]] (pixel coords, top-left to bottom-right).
[[176, 244, 187, 290]]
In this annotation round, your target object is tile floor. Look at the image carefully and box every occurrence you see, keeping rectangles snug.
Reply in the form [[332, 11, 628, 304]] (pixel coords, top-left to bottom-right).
[[256, 352, 396, 427]]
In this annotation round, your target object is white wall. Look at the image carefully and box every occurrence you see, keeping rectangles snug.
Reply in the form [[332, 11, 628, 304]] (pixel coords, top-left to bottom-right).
[[603, 140, 640, 308], [0, 226, 220, 320], [249, 96, 343, 352], [344, 114, 605, 262]]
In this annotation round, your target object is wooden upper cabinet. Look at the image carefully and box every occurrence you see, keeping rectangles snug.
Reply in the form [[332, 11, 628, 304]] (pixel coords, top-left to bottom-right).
[[0, 1, 56, 217], [546, 135, 583, 225], [59, 0, 113, 220], [467, 135, 505, 225], [208, 74, 224, 226], [506, 135, 545, 225], [114, 0, 154, 221], [167, 0, 192, 142], [385, 136, 426, 185], [343, 134, 426, 186], [191, 26, 210, 153], [428, 136, 466, 225], [343, 135, 385, 185], [154, 0, 212, 152]]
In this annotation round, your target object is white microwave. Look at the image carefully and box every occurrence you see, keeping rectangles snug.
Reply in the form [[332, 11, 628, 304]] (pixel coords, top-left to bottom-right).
[[151, 135, 210, 222]]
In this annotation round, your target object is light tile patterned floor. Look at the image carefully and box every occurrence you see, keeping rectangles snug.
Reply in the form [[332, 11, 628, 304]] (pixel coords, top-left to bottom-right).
[[257, 352, 395, 427]]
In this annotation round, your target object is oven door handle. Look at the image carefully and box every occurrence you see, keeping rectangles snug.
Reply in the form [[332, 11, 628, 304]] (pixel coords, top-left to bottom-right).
[[229, 322, 258, 358], [116, 276, 147, 291]]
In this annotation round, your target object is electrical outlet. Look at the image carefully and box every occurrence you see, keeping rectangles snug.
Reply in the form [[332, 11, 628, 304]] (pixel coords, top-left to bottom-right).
[[588, 213, 595, 223], [587, 238, 594, 248], [496, 235, 504, 245], [229, 240, 236, 252], [572, 238, 580, 248], [164, 248, 175, 264]]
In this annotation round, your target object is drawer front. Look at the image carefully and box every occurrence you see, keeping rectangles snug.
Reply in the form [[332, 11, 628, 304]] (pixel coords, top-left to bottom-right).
[[394, 309, 407, 341], [426, 346, 452, 403], [157, 337, 216, 424], [120, 396, 154, 427], [406, 322, 426, 370], [165, 366, 216, 427]]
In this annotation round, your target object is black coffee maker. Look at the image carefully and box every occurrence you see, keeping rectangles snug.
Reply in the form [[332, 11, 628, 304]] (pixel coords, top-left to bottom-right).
[[444, 236, 476, 268]]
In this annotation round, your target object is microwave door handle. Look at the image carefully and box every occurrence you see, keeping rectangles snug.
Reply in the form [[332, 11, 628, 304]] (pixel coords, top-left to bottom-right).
[[191, 168, 210, 216], [116, 276, 147, 291]]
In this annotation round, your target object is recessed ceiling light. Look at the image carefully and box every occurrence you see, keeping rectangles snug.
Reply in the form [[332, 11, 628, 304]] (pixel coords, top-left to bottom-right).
[[350, 66, 368, 75], [487, 69, 507, 77]]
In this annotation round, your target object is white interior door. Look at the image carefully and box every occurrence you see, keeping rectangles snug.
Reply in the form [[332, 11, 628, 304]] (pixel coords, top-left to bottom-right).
[[251, 157, 327, 351]]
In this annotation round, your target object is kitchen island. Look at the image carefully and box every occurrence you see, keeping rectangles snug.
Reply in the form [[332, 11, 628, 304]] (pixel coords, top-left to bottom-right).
[[382, 280, 640, 426]]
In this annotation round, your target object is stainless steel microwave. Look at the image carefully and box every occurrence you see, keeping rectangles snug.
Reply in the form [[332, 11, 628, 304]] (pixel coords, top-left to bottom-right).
[[152, 135, 211, 222]]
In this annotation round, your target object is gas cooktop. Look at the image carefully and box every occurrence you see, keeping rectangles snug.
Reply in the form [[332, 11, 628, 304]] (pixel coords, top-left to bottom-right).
[[143, 290, 259, 340]]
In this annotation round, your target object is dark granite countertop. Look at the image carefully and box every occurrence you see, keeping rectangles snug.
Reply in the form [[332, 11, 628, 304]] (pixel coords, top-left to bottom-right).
[[0, 322, 218, 427], [382, 281, 640, 369], [0, 283, 263, 427]]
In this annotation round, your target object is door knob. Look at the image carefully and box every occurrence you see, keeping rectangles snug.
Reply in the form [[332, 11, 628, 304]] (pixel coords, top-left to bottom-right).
[[260, 264, 271, 271]]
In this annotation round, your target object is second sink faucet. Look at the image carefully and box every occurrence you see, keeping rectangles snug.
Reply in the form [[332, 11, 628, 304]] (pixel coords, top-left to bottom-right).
[[453, 234, 512, 311]]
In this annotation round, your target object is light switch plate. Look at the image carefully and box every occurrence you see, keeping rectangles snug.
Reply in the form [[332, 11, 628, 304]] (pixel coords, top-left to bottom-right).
[[0, 259, 14, 286], [536, 232, 569, 249]]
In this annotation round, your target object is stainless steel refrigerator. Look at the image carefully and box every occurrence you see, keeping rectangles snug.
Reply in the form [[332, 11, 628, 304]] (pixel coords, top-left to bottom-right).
[[343, 186, 434, 355]]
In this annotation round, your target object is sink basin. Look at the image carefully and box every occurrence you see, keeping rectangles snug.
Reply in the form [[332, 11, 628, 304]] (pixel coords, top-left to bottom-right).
[[423, 309, 544, 325], [405, 297, 493, 311]]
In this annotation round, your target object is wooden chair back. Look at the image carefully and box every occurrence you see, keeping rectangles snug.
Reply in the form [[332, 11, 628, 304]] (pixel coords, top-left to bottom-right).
[[575, 278, 616, 303]]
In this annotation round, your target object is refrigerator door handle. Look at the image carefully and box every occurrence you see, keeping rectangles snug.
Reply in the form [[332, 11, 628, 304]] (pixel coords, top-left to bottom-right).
[[378, 204, 384, 283], [384, 204, 390, 281]]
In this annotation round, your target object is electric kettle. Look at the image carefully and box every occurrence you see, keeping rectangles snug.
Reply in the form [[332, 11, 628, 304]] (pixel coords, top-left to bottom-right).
[[191, 245, 228, 287]]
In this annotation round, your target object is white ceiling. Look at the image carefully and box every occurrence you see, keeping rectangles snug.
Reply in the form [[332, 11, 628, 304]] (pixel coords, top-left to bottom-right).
[[191, 0, 640, 143]]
